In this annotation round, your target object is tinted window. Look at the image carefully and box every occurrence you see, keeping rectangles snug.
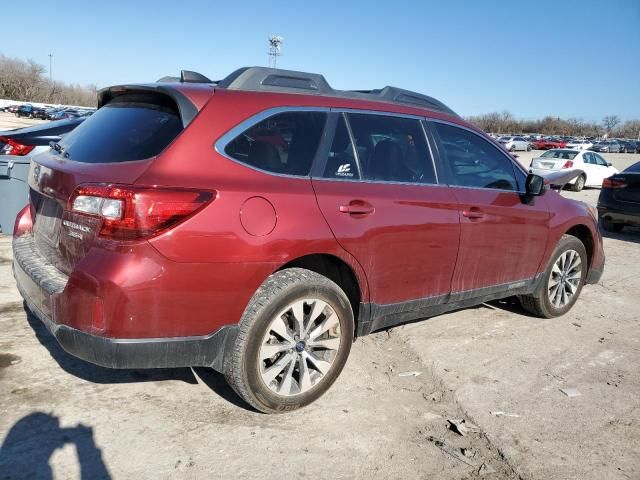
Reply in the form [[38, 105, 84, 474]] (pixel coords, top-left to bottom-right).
[[323, 115, 359, 179], [434, 123, 519, 191], [57, 93, 183, 163], [345, 114, 435, 184], [625, 161, 640, 173], [225, 111, 326, 176]]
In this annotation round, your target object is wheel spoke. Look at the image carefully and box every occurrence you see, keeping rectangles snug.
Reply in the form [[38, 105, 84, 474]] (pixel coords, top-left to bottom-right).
[[566, 281, 577, 294], [260, 342, 292, 361], [306, 300, 327, 331], [308, 312, 339, 343], [552, 263, 562, 275], [308, 336, 340, 351], [278, 356, 297, 395], [298, 356, 312, 391], [548, 275, 561, 287], [269, 316, 295, 343], [304, 350, 331, 375], [291, 300, 305, 336], [262, 352, 295, 385]]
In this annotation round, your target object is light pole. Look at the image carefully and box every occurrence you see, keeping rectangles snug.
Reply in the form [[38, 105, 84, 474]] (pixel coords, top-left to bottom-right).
[[48, 53, 53, 83], [267, 36, 283, 68]]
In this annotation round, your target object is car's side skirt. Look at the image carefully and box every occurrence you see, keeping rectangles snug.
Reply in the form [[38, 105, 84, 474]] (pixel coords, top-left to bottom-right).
[[356, 275, 543, 336]]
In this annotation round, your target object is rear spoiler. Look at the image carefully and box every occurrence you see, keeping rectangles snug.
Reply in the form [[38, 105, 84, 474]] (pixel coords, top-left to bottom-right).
[[539, 169, 585, 190], [97, 84, 199, 128]]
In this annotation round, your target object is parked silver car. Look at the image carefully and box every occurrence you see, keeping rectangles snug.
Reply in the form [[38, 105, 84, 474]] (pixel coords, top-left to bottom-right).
[[498, 136, 531, 152]]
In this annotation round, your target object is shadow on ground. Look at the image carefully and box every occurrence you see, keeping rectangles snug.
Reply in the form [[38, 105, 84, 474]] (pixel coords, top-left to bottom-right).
[[0, 412, 111, 480], [23, 306, 197, 385], [601, 225, 640, 244], [21, 304, 252, 410]]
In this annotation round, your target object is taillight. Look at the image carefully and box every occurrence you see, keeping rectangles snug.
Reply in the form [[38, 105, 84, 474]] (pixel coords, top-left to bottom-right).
[[68, 184, 215, 240], [562, 161, 574, 169], [0, 137, 35, 156], [602, 177, 627, 189]]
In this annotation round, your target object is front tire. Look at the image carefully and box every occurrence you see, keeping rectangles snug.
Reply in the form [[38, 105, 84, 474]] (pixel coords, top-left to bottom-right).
[[519, 235, 587, 318], [225, 268, 354, 413]]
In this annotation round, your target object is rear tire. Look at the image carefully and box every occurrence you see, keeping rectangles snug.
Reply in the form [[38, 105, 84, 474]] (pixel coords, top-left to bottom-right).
[[570, 174, 586, 192], [519, 235, 587, 318], [600, 217, 624, 233], [225, 268, 354, 413]]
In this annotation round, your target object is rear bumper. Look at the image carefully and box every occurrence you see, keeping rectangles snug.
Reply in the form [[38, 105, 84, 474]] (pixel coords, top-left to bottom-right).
[[18, 277, 237, 371], [597, 205, 640, 226], [12, 231, 255, 371]]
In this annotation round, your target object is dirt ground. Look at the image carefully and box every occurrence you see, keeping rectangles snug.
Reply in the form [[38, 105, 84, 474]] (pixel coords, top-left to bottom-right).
[[1, 114, 639, 479]]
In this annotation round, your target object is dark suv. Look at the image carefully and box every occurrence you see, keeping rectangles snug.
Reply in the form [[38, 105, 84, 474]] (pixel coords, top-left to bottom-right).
[[13, 67, 604, 413]]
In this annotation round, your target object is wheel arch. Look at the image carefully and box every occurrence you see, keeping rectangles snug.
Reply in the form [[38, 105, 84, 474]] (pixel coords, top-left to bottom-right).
[[565, 224, 594, 269], [276, 253, 364, 332]]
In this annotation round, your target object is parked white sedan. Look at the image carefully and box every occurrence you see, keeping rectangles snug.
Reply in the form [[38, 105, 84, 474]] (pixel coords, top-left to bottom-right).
[[498, 136, 531, 152], [566, 139, 593, 150], [529, 149, 619, 192]]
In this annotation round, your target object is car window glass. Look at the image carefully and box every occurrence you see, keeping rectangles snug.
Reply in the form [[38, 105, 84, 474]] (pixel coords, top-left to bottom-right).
[[625, 161, 640, 173], [433, 123, 518, 191], [225, 111, 327, 176], [594, 154, 608, 166], [345, 113, 436, 184], [323, 115, 359, 179]]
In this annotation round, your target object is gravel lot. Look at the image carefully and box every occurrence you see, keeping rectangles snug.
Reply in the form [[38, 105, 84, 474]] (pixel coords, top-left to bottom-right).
[[1, 115, 639, 479]]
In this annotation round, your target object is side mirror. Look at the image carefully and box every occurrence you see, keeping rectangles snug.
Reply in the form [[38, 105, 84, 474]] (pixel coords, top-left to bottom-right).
[[607, 162, 613, 166], [525, 173, 545, 196]]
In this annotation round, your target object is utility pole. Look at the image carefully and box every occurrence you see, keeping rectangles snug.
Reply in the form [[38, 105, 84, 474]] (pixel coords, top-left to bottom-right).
[[48, 53, 53, 83], [267, 36, 283, 69]]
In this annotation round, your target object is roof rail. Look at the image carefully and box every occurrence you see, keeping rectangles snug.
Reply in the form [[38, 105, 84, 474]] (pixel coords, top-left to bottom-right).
[[218, 67, 457, 116], [159, 66, 458, 116]]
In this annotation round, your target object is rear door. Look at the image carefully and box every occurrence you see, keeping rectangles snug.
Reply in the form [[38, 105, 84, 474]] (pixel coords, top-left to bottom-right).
[[427, 121, 550, 295], [312, 112, 460, 307]]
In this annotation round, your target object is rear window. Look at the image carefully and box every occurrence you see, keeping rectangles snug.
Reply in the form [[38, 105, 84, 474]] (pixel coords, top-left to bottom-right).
[[57, 93, 183, 163], [625, 161, 640, 173], [541, 150, 578, 159]]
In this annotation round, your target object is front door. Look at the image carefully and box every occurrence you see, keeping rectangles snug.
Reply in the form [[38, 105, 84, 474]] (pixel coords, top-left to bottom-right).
[[312, 112, 460, 307], [428, 121, 550, 295]]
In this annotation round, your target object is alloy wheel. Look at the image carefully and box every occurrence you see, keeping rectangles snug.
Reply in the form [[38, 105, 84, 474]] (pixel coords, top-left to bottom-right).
[[258, 299, 341, 396], [548, 249, 582, 308]]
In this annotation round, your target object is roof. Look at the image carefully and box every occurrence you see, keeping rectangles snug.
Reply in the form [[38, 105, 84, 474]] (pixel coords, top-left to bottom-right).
[[156, 67, 458, 117]]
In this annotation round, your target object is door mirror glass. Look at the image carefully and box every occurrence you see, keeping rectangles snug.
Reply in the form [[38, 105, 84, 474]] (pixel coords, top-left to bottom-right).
[[525, 173, 545, 196]]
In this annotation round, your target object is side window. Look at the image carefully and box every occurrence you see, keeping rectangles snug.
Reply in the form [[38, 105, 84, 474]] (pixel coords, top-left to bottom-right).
[[433, 123, 519, 191], [594, 154, 608, 166], [323, 115, 359, 179], [583, 152, 595, 164], [345, 113, 436, 184], [224, 111, 327, 176]]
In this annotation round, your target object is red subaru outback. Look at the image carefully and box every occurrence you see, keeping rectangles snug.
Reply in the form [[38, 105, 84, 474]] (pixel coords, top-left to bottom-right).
[[13, 67, 604, 413]]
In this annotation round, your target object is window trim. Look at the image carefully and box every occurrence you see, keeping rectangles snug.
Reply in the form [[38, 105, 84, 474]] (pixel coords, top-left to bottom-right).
[[213, 106, 330, 179], [426, 118, 528, 194]]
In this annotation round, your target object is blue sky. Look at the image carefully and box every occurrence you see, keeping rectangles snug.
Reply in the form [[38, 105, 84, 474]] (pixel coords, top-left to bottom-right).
[[2, 0, 639, 120]]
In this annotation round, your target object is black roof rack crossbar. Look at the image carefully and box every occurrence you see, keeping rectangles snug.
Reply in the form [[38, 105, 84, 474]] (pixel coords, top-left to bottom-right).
[[156, 71, 215, 84], [158, 66, 457, 116]]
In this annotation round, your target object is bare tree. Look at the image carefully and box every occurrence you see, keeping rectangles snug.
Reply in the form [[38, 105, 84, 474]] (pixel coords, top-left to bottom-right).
[[602, 115, 620, 134], [0, 53, 97, 106]]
